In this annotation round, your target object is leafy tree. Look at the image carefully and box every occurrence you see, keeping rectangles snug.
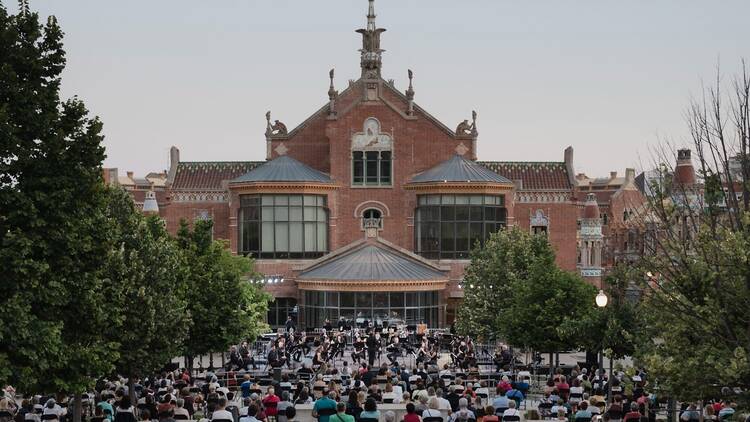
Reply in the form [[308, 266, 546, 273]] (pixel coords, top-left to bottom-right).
[[501, 263, 597, 368], [177, 219, 269, 372], [455, 227, 556, 340], [559, 265, 641, 363], [0, 3, 117, 420], [103, 188, 190, 402], [627, 62, 750, 405]]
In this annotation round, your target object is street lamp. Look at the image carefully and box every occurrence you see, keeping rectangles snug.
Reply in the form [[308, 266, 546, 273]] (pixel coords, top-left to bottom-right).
[[596, 289, 608, 308], [595, 289, 613, 405]]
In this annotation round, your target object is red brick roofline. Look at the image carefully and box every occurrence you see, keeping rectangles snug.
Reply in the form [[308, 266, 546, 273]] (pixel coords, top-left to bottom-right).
[[280, 77, 464, 143], [478, 161, 573, 191], [170, 161, 264, 191]]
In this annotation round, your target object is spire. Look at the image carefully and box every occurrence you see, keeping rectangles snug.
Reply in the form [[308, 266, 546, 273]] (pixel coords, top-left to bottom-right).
[[356, 0, 386, 78], [367, 0, 376, 31]]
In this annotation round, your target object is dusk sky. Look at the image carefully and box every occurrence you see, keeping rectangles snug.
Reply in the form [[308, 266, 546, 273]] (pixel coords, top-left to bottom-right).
[[29, 0, 750, 177]]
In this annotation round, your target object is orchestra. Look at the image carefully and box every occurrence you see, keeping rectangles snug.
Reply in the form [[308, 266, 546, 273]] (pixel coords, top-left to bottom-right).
[[245, 320, 488, 373]]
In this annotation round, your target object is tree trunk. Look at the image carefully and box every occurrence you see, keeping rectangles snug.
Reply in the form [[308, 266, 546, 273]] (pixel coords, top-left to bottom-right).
[[186, 354, 194, 377], [209, 353, 214, 371], [128, 376, 137, 415], [73, 393, 83, 422], [549, 352, 554, 375]]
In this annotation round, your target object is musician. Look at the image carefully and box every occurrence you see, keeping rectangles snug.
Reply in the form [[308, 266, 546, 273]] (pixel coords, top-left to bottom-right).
[[284, 315, 296, 333], [333, 333, 346, 359], [268, 344, 284, 368], [386, 337, 401, 365], [493, 346, 511, 372], [366, 331, 378, 366], [374, 331, 383, 360], [416, 343, 428, 366], [352, 335, 366, 364], [228, 345, 243, 370], [312, 344, 326, 368]]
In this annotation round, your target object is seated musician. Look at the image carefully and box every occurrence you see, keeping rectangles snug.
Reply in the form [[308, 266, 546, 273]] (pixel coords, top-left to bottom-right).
[[386, 337, 401, 365]]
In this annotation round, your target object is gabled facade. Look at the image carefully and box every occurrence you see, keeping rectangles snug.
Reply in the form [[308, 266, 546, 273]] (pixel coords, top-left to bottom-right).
[[157, 0, 594, 328]]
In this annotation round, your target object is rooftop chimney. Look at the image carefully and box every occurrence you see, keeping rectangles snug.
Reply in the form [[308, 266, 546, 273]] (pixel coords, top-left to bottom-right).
[[564, 146, 575, 186], [126, 171, 134, 179], [583, 193, 600, 219], [674, 148, 696, 186], [610, 171, 618, 179], [625, 168, 635, 183]]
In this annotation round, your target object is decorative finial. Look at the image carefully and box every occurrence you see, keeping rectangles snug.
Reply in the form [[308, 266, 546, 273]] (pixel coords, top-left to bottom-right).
[[405, 69, 415, 115], [328, 68, 339, 116], [367, 0, 376, 31], [356, 0, 386, 78], [471, 110, 478, 136], [265, 111, 272, 137]]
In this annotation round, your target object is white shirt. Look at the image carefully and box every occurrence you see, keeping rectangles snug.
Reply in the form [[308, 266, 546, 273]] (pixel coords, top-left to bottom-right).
[[451, 409, 476, 421], [438, 397, 452, 410], [423, 409, 443, 418], [503, 408, 521, 417], [211, 409, 234, 421]]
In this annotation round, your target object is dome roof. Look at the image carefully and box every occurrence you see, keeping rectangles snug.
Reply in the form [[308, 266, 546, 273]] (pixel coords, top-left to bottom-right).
[[411, 154, 512, 184], [231, 155, 332, 184]]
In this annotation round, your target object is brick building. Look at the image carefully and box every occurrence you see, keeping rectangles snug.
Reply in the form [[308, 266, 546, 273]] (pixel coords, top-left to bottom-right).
[[141, 0, 653, 328]]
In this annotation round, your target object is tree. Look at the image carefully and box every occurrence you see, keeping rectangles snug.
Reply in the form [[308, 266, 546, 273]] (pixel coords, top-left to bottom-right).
[[559, 265, 641, 363], [455, 227, 556, 340], [0, 3, 118, 420], [501, 263, 597, 368], [628, 62, 750, 404], [103, 188, 190, 403], [177, 219, 269, 372]]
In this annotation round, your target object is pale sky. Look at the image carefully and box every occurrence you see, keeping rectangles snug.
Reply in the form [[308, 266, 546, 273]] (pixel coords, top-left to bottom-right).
[[28, 0, 750, 177]]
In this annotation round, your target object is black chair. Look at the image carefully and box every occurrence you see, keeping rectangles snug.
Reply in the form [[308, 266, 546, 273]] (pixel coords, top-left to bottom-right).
[[41, 416, 58, 421], [360, 418, 379, 422], [496, 408, 509, 416], [502, 416, 521, 422], [174, 415, 189, 420], [424, 417, 444, 422], [213, 419, 233, 422], [383, 398, 394, 404], [575, 418, 592, 422]]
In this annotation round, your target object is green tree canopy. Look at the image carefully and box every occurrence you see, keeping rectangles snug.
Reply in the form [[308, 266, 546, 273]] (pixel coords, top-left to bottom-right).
[[455, 227, 556, 340], [558, 265, 641, 360], [502, 263, 597, 355], [177, 219, 270, 369], [103, 188, 190, 399], [0, 2, 118, 399]]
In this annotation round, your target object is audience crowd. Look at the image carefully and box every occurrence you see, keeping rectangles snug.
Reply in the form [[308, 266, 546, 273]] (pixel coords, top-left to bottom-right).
[[0, 353, 744, 422]]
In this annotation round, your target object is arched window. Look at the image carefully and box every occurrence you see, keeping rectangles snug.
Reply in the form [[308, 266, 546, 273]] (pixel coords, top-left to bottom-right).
[[362, 208, 383, 229], [351, 118, 392, 186]]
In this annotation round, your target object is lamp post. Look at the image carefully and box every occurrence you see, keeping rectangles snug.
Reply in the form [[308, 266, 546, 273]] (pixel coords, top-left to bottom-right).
[[595, 289, 612, 405]]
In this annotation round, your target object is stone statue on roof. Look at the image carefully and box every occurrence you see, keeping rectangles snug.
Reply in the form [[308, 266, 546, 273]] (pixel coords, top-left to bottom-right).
[[265, 111, 288, 137], [456, 111, 478, 137], [456, 119, 472, 136], [271, 120, 288, 136]]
